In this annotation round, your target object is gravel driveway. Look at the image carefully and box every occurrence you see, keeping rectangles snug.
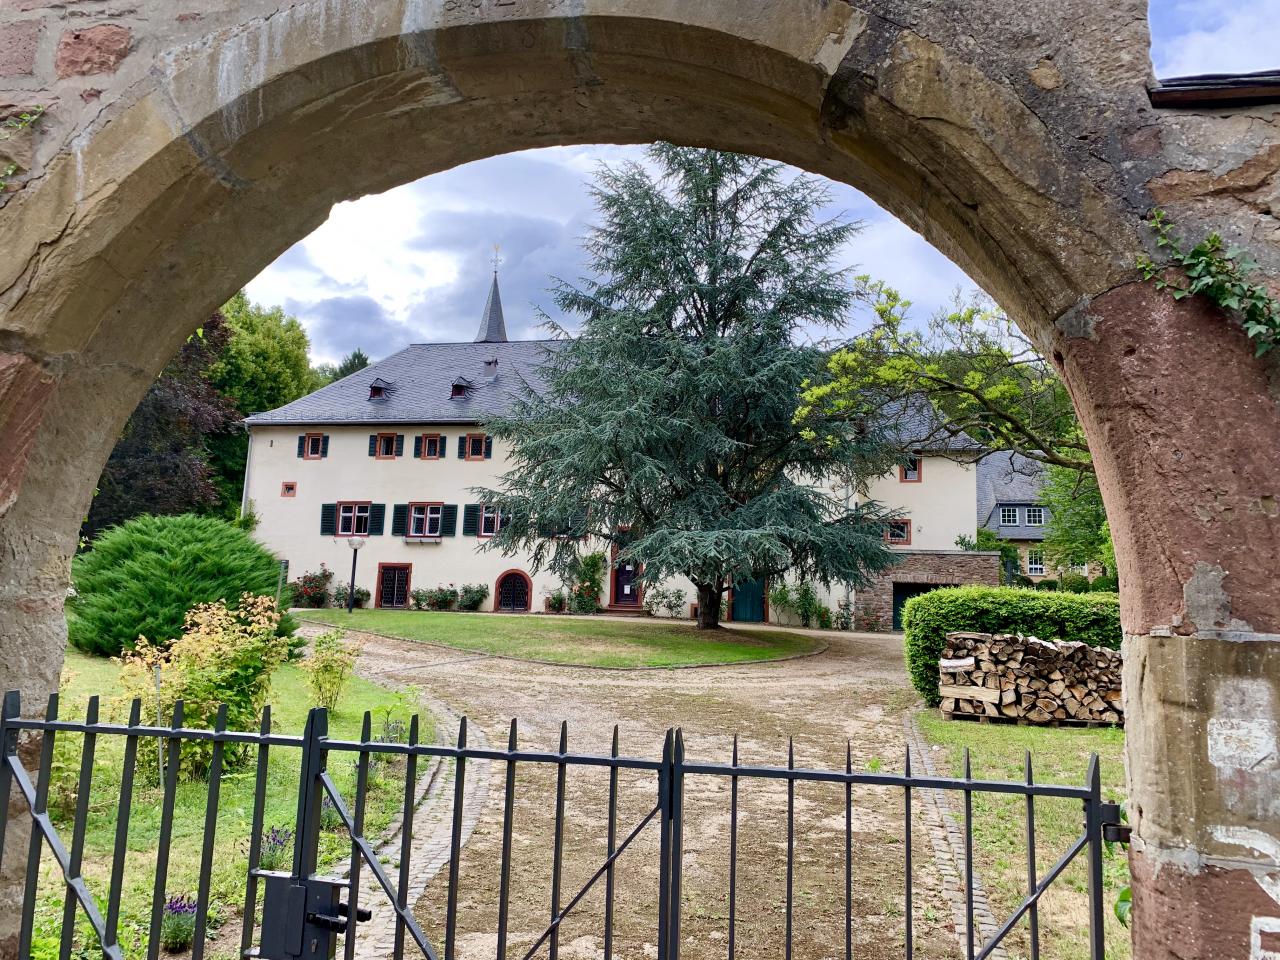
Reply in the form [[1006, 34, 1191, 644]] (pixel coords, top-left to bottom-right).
[[336, 622, 961, 960]]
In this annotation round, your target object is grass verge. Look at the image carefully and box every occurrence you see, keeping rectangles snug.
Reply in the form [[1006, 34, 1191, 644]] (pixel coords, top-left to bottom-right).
[[30, 648, 429, 959], [914, 711, 1129, 960], [298, 609, 824, 668]]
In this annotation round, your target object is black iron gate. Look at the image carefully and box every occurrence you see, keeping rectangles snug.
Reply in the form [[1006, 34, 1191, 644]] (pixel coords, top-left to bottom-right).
[[0, 689, 1125, 959]]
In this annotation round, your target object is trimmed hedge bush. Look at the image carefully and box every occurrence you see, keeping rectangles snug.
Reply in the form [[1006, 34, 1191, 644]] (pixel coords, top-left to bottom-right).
[[902, 586, 1121, 706], [70, 514, 296, 656]]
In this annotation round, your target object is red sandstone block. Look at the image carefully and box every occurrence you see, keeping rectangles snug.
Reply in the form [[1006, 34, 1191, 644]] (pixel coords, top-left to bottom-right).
[[0, 20, 40, 77], [55, 23, 131, 78]]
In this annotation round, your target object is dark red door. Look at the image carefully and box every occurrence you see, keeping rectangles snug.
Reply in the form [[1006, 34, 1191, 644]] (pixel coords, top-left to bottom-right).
[[614, 559, 639, 605], [378, 565, 411, 609]]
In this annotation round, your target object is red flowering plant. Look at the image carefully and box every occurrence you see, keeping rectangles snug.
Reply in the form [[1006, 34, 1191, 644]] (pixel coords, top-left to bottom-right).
[[289, 564, 333, 608]]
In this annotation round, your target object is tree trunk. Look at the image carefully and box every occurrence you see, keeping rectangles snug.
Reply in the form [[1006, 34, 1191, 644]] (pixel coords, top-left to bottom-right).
[[695, 582, 721, 630]]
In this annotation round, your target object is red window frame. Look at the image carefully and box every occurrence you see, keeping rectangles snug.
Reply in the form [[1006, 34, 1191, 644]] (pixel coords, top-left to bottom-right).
[[336, 501, 372, 537], [465, 433, 488, 461], [899, 456, 922, 483], [407, 501, 444, 539], [479, 504, 501, 538], [419, 433, 443, 460], [281, 481, 297, 498], [303, 433, 325, 460], [885, 518, 912, 545], [375, 433, 398, 460]]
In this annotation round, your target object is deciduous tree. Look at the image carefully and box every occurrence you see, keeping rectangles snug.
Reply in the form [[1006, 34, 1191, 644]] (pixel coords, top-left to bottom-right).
[[82, 314, 236, 541]]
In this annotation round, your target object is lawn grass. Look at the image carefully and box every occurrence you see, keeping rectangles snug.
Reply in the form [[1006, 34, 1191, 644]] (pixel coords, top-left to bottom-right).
[[31, 648, 429, 959], [915, 711, 1129, 960], [298, 608, 824, 668]]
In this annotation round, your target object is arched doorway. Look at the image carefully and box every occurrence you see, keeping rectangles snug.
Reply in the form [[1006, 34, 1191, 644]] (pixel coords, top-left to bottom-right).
[[1, 3, 1277, 952], [495, 570, 532, 613]]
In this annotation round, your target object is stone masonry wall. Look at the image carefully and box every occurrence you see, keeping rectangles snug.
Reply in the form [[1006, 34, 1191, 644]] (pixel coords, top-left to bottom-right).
[[854, 550, 1001, 630]]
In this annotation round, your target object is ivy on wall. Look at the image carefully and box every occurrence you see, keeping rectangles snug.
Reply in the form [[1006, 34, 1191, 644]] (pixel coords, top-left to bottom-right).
[[0, 105, 46, 193], [1137, 209, 1280, 356]]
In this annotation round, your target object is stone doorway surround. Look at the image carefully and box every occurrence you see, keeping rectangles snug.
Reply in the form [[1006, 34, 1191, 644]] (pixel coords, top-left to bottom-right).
[[1, 2, 1278, 955]]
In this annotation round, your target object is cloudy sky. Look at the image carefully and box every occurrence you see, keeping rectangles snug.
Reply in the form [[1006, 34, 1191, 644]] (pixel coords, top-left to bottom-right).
[[245, 3, 1280, 364]]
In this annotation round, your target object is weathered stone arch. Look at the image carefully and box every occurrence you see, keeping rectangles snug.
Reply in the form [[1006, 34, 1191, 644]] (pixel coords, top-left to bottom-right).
[[0, 2, 1277, 956]]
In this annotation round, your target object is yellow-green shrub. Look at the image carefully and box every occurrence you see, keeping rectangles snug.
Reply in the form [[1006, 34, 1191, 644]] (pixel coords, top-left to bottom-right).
[[116, 594, 289, 778]]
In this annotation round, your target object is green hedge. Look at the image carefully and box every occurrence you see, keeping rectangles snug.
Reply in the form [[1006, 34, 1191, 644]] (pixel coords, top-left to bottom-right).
[[902, 586, 1122, 706]]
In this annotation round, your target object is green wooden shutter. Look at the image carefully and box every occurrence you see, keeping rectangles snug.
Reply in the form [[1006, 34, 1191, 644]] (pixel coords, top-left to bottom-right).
[[413, 435, 423, 459], [321, 435, 329, 457], [484, 436, 493, 459], [320, 504, 337, 535], [441, 504, 458, 537], [369, 504, 387, 536], [462, 504, 480, 537], [297, 436, 306, 458], [457, 436, 467, 459], [391, 504, 408, 537], [368, 435, 378, 457], [395, 435, 405, 457]]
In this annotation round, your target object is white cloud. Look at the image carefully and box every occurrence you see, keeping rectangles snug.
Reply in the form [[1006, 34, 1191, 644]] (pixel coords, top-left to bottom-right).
[[1149, 0, 1280, 77], [246, 144, 980, 364]]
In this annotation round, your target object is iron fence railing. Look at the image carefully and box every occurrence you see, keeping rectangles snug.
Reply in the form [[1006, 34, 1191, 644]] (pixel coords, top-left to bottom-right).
[[0, 689, 1122, 960]]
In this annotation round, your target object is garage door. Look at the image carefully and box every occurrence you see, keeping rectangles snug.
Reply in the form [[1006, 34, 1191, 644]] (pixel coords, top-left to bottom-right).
[[891, 582, 941, 630]]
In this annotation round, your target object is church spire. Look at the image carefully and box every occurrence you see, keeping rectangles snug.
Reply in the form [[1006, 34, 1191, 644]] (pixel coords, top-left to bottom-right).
[[474, 248, 508, 343]]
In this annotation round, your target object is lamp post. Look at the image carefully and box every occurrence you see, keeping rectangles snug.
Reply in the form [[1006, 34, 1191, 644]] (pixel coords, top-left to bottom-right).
[[337, 537, 366, 612]]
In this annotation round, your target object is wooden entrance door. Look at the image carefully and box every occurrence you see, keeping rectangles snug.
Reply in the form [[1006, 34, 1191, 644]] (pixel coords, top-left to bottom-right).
[[377, 564, 411, 609], [613, 558, 640, 605], [731, 578, 766, 622]]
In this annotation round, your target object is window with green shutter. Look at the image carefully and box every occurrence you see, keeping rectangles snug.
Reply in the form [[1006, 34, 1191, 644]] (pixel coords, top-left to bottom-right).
[[440, 504, 458, 537], [297, 436, 306, 458], [320, 503, 337, 535], [368, 435, 378, 457], [391, 504, 408, 537], [369, 504, 387, 535], [462, 504, 480, 537]]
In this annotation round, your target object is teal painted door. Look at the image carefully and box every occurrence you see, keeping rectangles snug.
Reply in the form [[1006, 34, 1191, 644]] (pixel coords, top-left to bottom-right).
[[731, 578, 766, 622]]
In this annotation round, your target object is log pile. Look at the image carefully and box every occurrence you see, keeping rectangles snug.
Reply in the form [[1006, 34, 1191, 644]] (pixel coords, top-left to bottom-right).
[[938, 632, 1123, 726]]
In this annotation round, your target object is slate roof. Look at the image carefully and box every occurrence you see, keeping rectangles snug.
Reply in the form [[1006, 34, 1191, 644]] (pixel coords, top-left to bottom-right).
[[977, 451, 1048, 540], [244, 339, 563, 426], [877, 395, 984, 453]]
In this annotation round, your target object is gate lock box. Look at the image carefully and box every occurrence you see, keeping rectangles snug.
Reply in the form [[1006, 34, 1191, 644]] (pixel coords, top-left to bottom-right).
[[259, 872, 371, 958]]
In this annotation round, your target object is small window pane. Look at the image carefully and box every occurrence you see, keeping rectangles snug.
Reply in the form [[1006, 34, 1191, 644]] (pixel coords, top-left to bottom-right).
[[1000, 506, 1019, 526], [481, 506, 498, 536], [410, 505, 427, 537], [887, 520, 910, 542], [354, 505, 370, 535], [427, 505, 442, 537], [902, 457, 920, 481], [469, 435, 486, 458], [339, 505, 354, 535], [307, 435, 322, 457], [424, 435, 440, 458], [1026, 507, 1045, 525]]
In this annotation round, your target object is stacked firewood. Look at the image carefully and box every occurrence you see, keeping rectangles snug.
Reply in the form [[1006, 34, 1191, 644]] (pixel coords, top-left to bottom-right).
[[938, 631, 1123, 725]]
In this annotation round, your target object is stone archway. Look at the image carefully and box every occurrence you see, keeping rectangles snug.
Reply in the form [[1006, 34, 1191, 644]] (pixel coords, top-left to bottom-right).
[[1, 2, 1277, 955]]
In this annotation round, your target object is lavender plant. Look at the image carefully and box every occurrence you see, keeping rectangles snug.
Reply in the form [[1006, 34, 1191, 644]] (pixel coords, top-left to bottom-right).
[[159, 895, 198, 952]]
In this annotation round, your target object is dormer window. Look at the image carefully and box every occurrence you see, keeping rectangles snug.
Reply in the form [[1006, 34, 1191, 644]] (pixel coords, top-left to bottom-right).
[[367, 377, 394, 402], [451, 383, 468, 399]]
